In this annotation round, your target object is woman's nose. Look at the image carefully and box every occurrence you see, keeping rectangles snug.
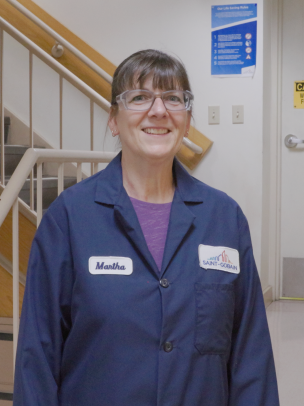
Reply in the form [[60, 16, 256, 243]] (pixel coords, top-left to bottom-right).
[[148, 96, 167, 117]]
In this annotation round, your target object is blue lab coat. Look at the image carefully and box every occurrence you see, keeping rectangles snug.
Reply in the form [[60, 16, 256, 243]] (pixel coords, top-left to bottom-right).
[[14, 152, 279, 406]]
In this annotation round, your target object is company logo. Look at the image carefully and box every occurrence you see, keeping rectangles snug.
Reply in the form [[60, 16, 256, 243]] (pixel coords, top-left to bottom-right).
[[204, 249, 237, 271], [198, 245, 240, 274], [207, 250, 233, 264]]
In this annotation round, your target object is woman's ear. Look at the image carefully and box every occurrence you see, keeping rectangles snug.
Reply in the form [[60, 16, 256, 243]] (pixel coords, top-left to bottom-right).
[[108, 108, 120, 137], [185, 114, 191, 137]]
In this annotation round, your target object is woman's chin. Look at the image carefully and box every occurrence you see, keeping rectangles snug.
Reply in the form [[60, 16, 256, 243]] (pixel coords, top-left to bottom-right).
[[139, 144, 179, 161]]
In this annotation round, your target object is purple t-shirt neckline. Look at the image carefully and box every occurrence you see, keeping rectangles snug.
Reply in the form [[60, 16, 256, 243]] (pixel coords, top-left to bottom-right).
[[130, 197, 172, 272]]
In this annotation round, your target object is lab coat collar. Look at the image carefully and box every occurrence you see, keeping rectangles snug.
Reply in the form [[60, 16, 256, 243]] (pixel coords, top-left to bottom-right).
[[94, 152, 204, 205], [94, 152, 203, 277]]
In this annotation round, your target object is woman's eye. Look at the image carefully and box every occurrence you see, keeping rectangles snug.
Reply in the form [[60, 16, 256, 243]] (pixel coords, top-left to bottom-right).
[[132, 95, 148, 102], [127, 93, 151, 103], [165, 95, 182, 103]]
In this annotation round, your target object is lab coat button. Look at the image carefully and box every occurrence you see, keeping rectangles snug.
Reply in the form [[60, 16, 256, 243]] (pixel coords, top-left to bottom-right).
[[160, 278, 169, 288], [163, 341, 173, 352]]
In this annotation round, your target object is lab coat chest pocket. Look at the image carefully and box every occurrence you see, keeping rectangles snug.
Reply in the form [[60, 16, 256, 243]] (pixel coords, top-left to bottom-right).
[[194, 283, 235, 355]]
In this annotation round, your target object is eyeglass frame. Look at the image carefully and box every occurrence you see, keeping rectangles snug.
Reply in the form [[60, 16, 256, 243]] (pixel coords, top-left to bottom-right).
[[114, 89, 194, 112]]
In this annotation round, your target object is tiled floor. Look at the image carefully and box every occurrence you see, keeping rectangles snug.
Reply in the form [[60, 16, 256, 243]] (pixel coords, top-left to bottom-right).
[[267, 300, 304, 406], [0, 301, 303, 405]]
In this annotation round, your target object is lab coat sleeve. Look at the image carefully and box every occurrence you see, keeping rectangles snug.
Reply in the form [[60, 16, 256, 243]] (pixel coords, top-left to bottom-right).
[[227, 207, 280, 406], [13, 204, 73, 406]]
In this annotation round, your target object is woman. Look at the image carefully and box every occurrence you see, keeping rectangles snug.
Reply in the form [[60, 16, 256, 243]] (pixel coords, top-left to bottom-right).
[[14, 50, 279, 406]]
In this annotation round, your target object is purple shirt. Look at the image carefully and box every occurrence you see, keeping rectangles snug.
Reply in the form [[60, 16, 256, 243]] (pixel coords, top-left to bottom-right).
[[130, 197, 172, 272]]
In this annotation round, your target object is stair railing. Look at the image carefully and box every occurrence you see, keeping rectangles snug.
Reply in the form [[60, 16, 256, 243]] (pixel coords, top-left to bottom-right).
[[5, 0, 113, 84], [0, 17, 111, 206], [3, 0, 203, 156], [0, 147, 117, 370]]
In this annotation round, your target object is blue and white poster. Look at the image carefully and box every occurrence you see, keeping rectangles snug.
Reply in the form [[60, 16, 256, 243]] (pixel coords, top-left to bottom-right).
[[211, 4, 257, 77]]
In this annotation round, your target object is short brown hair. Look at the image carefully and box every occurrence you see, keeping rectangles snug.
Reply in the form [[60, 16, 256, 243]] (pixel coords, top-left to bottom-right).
[[111, 49, 192, 113]]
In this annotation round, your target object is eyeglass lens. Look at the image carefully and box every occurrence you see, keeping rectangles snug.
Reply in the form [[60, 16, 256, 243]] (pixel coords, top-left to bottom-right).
[[123, 90, 191, 111]]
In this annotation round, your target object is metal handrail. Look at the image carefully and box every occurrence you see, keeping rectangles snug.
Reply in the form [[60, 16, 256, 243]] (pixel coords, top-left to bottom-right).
[[5, 0, 113, 84], [2, 2, 203, 155], [0, 18, 111, 113], [0, 149, 116, 227], [0, 148, 117, 367]]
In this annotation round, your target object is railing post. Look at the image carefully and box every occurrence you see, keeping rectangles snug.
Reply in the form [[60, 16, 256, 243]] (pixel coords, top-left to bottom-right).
[[12, 198, 19, 370], [77, 162, 82, 183], [58, 163, 64, 195], [37, 162, 43, 226], [59, 76, 63, 149], [90, 100, 94, 175], [29, 51, 33, 147], [29, 51, 35, 210], [0, 27, 4, 186]]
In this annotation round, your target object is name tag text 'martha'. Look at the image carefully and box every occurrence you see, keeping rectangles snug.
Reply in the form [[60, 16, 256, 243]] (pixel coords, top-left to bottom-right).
[[89, 256, 133, 275]]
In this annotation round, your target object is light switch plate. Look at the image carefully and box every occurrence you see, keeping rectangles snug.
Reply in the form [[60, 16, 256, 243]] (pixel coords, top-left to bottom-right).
[[232, 105, 244, 124], [208, 106, 220, 124]]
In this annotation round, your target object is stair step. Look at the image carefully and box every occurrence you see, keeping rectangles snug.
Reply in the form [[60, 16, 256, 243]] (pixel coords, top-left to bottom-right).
[[0, 145, 44, 177], [18, 176, 77, 210], [2, 145, 81, 210], [1, 116, 11, 144], [0, 319, 12, 335], [0, 393, 13, 402], [0, 320, 13, 403], [0, 340, 13, 398], [0, 334, 12, 342], [21, 176, 77, 190], [1, 145, 29, 177]]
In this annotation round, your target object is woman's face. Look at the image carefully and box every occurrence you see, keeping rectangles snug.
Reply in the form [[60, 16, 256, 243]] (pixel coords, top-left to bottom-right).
[[109, 75, 191, 164]]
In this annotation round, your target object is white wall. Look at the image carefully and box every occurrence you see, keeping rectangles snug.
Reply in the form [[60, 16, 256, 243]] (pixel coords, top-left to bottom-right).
[[6, 0, 267, 284]]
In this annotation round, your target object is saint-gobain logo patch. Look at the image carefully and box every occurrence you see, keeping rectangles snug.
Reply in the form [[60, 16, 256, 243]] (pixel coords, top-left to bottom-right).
[[198, 245, 240, 274], [89, 257, 133, 275]]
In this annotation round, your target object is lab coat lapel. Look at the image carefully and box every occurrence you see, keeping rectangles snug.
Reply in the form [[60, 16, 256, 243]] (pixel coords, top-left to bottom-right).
[[114, 191, 159, 276], [160, 189, 196, 276], [95, 153, 159, 275], [160, 159, 204, 276]]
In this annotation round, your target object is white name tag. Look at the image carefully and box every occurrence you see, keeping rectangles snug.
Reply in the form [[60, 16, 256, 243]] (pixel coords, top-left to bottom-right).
[[89, 256, 133, 275], [198, 245, 240, 274]]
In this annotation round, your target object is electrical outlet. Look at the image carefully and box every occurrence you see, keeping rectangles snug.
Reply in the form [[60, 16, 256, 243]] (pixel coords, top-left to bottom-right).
[[208, 106, 220, 124], [232, 105, 244, 124]]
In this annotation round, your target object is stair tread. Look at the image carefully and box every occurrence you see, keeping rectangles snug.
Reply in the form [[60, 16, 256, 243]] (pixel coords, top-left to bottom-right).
[[1, 145, 45, 154], [0, 340, 13, 386], [0, 334, 12, 342]]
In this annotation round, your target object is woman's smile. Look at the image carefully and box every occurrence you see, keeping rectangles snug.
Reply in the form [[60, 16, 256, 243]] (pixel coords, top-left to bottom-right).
[[142, 127, 171, 135]]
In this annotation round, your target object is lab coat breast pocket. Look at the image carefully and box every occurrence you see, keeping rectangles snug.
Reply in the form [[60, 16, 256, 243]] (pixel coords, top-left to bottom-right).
[[194, 282, 235, 355]]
